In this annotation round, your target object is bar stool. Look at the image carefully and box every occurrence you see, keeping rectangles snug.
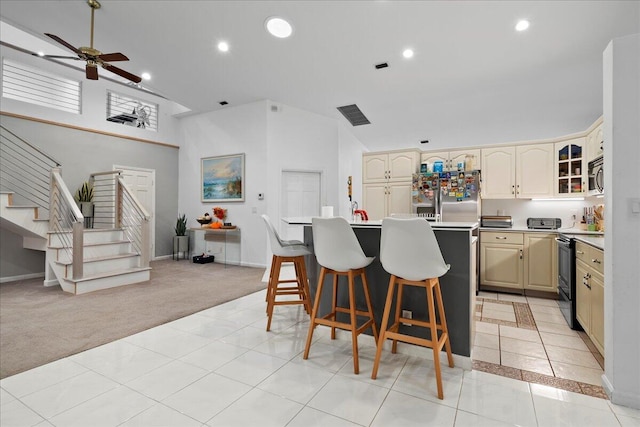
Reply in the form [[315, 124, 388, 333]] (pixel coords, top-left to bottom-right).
[[371, 217, 454, 400], [261, 215, 312, 331], [303, 217, 378, 374]]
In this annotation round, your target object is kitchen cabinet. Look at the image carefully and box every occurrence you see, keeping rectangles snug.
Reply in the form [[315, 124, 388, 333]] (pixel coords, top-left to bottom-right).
[[586, 121, 604, 162], [481, 144, 553, 199], [480, 231, 556, 293], [480, 231, 523, 290], [421, 149, 481, 171], [575, 241, 604, 356], [363, 150, 418, 220], [523, 233, 557, 292], [363, 150, 419, 183], [555, 137, 587, 196]]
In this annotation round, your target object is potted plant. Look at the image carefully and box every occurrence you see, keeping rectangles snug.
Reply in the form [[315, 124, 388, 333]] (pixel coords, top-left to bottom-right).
[[74, 181, 94, 217], [173, 214, 189, 260]]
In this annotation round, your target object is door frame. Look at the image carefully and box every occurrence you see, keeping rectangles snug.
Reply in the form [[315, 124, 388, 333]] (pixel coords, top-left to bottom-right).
[[114, 165, 156, 260], [280, 169, 323, 239]]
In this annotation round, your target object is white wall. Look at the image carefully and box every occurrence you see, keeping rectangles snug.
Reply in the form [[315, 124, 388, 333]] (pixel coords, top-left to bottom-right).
[[177, 101, 268, 267], [0, 45, 181, 146], [338, 123, 367, 218], [602, 33, 640, 409]]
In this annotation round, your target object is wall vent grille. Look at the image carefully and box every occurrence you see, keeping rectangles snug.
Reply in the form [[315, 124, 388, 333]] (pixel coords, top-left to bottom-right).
[[106, 91, 158, 131], [1, 58, 81, 114], [337, 104, 371, 126]]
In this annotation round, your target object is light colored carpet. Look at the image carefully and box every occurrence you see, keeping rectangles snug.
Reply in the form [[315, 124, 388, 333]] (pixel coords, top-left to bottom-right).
[[0, 259, 267, 379]]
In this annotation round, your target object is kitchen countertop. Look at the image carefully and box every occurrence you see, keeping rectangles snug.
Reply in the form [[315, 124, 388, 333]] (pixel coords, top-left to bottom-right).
[[282, 217, 479, 230], [480, 226, 604, 236], [566, 234, 605, 251]]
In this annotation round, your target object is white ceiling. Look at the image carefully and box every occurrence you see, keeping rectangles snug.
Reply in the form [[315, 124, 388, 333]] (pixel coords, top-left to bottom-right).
[[0, 1, 638, 151]]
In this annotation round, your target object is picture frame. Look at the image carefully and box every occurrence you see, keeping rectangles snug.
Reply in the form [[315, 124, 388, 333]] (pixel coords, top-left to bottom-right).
[[201, 153, 245, 202]]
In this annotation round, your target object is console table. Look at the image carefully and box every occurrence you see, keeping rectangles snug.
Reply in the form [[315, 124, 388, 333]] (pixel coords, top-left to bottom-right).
[[189, 228, 241, 266]]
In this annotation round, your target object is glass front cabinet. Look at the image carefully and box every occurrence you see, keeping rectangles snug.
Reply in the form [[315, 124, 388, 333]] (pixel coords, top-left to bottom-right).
[[555, 137, 586, 196]]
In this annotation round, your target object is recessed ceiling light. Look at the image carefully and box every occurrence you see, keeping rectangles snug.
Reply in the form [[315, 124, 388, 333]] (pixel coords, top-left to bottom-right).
[[141, 72, 151, 80], [515, 20, 530, 31], [265, 16, 293, 38], [402, 48, 414, 59], [37, 51, 44, 57], [217, 41, 229, 52]]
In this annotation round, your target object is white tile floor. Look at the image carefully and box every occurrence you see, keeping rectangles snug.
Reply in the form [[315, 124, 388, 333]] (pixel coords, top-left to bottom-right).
[[2, 289, 639, 427]]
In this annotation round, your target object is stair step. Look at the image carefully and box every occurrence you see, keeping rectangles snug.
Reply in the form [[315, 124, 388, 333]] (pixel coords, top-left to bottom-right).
[[60, 267, 151, 295], [49, 239, 131, 250], [54, 252, 139, 267], [72, 266, 151, 283]]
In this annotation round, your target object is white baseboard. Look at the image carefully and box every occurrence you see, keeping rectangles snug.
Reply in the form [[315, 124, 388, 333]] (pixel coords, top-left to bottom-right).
[[44, 278, 59, 287], [603, 373, 640, 409], [152, 255, 173, 261], [0, 272, 45, 284]]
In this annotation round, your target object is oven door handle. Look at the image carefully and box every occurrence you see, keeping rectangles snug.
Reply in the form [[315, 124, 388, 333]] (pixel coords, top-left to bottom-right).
[[555, 238, 570, 245]]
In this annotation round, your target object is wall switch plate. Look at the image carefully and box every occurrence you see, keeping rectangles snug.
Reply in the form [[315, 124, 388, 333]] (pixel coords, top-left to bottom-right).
[[401, 309, 412, 326], [258, 193, 264, 200]]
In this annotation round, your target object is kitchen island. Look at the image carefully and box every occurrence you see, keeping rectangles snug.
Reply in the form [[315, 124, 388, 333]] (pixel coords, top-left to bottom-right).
[[283, 217, 479, 366]]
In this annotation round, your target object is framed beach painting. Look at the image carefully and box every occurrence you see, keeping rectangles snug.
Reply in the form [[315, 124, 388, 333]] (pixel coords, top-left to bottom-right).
[[201, 153, 245, 202]]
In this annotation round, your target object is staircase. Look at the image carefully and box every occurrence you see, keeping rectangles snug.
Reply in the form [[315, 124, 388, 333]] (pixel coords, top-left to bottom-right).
[[0, 125, 151, 294]]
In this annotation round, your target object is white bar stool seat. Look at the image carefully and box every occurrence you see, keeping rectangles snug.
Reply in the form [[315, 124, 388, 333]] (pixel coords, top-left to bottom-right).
[[303, 217, 378, 374], [371, 217, 454, 400], [262, 215, 312, 331]]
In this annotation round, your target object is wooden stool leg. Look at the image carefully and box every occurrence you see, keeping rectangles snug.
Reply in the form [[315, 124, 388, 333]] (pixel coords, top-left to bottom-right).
[[392, 282, 404, 354], [435, 279, 454, 368], [331, 273, 338, 339], [427, 280, 444, 400], [304, 267, 327, 359], [372, 275, 396, 379], [297, 257, 312, 314], [266, 256, 283, 331], [265, 254, 277, 308], [360, 270, 378, 342], [348, 270, 359, 374]]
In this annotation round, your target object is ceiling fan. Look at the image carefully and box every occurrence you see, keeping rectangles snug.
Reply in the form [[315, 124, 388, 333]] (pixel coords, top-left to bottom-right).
[[39, 0, 141, 83]]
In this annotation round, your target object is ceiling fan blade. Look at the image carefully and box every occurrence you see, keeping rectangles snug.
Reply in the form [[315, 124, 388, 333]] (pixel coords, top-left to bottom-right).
[[86, 64, 99, 80], [44, 33, 81, 55], [98, 52, 129, 62], [102, 63, 142, 83], [35, 54, 83, 60]]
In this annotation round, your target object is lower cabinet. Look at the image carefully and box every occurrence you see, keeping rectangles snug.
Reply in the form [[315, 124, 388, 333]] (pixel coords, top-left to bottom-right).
[[575, 241, 605, 356], [480, 231, 556, 293]]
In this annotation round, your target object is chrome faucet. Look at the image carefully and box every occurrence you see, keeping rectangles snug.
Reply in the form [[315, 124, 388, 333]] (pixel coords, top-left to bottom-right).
[[351, 201, 358, 220]]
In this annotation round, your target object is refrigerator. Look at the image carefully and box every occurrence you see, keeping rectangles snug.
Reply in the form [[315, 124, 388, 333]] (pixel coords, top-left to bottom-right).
[[412, 170, 481, 222]]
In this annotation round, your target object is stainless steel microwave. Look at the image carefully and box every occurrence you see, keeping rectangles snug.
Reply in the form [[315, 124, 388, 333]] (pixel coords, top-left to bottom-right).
[[588, 156, 604, 195]]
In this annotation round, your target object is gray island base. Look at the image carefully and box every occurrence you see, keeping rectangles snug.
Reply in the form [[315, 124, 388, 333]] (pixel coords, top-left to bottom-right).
[[284, 218, 478, 368]]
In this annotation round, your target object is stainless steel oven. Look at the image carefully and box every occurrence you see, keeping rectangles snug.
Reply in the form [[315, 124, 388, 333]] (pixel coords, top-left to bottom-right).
[[556, 234, 581, 329]]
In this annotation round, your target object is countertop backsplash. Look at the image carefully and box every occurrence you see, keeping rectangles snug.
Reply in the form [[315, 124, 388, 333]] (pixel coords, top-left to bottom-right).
[[481, 199, 594, 229]]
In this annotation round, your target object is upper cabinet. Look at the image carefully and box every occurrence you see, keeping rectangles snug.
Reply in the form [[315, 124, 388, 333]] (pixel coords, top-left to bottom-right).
[[421, 149, 481, 171], [481, 144, 554, 199], [363, 151, 419, 183], [554, 137, 586, 197], [586, 122, 604, 161]]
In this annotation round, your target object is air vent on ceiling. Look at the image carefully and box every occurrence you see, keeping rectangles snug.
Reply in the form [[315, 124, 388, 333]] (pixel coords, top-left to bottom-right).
[[337, 104, 371, 126], [375, 62, 388, 69], [219, 101, 228, 106]]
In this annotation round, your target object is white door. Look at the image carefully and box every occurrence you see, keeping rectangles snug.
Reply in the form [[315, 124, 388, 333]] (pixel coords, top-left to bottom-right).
[[114, 165, 156, 259], [281, 170, 321, 241]]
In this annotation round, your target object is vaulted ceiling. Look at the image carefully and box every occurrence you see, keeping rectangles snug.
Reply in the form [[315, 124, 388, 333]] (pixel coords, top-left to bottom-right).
[[0, 1, 638, 151]]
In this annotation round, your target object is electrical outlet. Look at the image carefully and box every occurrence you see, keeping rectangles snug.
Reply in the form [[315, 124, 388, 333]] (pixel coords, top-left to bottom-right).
[[570, 209, 578, 220], [401, 309, 412, 326]]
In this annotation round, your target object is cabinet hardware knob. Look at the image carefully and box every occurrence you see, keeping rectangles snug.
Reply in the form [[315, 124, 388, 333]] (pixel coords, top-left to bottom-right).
[[592, 259, 601, 264], [496, 236, 507, 239], [576, 250, 585, 254], [519, 249, 523, 259]]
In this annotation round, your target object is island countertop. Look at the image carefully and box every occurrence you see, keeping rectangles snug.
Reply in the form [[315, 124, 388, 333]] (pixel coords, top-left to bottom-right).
[[283, 216, 479, 230]]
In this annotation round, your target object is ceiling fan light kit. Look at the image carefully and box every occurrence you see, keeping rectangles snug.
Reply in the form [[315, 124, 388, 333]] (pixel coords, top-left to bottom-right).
[[40, 0, 142, 83]]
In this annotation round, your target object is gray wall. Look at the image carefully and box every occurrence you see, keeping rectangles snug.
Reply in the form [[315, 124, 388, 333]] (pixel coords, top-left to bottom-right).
[[0, 115, 179, 279], [0, 227, 46, 280]]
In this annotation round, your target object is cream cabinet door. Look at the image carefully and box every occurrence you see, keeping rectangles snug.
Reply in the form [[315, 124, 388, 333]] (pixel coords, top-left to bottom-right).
[[516, 144, 554, 198], [575, 260, 591, 333], [523, 233, 557, 292], [388, 151, 418, 181], [555, 137, 586, 196], [590, 271, 605, 356], [587, 123, 604, 162], [363, 183, 387, 221], [480, 242, 523, 289], [481, 147, 516, 199], [387, 182, 412, 216], [450, 149, 482, 171], [421, 151, 449, 170], [363, 153, 389, 182]]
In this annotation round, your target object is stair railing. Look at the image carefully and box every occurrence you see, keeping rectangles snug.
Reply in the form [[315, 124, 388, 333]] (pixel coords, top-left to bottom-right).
[[116, 177, 151, 267], [50, 168, 84, 279], [90, 170, 123, 229], [0, 125, 60, 217]]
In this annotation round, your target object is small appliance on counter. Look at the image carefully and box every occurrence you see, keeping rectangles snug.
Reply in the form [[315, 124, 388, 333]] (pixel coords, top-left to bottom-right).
[[527, 217, 561, 230], [480, 216, 513, 228]]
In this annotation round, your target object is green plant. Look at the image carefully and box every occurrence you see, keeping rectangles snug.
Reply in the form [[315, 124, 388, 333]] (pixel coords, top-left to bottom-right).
[[175, 214, 187, 236], [74, 181, 94, 203]]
